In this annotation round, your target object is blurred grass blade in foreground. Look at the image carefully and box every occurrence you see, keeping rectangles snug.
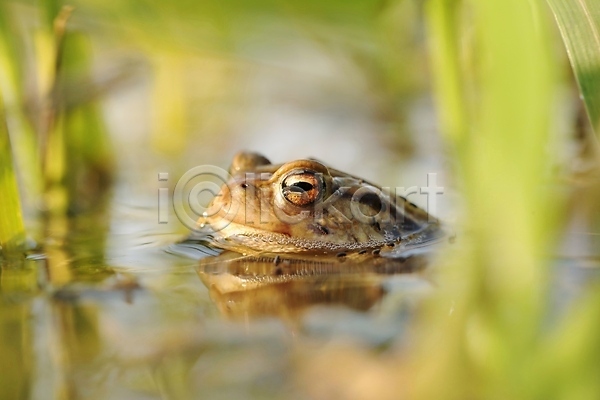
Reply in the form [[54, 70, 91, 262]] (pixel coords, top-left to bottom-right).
[[0, 94, 25, 256], [424, 0, 467, 144], [414, 0, 558, 398], [0, 5, 25, 256], [547, 0, 600, 135]]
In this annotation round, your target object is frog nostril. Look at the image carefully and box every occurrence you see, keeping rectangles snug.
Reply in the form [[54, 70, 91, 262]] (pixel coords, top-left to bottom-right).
[[308, 223, 329, 235], [240, 183, 248, 189]]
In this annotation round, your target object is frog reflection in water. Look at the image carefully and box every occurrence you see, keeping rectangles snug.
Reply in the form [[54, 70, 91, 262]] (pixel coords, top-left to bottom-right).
[[199, 151, 442, 257], [196, 152, 442, 320]]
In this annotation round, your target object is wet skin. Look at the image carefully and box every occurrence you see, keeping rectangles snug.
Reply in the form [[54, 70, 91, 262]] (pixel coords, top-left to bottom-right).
[[199, 152, 441, 256]]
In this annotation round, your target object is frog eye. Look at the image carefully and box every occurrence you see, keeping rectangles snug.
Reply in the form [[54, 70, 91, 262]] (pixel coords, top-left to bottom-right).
[[281, 171, 323, 206]]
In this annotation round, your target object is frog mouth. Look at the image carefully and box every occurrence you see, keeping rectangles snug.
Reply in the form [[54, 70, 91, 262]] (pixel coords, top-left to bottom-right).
[[207, 219, 443, 255], [208, 223, 387, 254]]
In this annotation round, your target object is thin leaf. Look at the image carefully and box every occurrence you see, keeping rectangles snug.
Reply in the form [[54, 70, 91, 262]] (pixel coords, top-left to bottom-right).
[[546, 0, 600, 134], [424, 0, 468, 144], [412, 0, 558, 398], [0, 94, 25, 255]]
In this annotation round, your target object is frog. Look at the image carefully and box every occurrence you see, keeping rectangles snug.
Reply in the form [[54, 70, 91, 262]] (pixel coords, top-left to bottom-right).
[[198, 151, 442, 257]]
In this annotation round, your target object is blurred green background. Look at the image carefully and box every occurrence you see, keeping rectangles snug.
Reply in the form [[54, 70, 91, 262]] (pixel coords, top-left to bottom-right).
[[1, 0, 600, 399]]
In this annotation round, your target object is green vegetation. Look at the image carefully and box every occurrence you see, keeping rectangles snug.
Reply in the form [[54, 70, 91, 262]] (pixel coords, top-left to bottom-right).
[[0, 94, 25, 256], [410, 1, 600, 398], [413, 0, 563, 398]]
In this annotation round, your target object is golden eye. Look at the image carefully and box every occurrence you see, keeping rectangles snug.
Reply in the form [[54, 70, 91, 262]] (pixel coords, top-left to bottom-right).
[[281, 171, 322, 206]]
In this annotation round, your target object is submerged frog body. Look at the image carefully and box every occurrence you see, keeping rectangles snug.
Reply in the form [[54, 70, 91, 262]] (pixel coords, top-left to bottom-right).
[[199, 152, 442, 255]]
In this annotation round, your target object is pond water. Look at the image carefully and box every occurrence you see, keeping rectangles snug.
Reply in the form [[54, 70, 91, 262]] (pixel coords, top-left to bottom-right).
[[1, 163, 440, 399]]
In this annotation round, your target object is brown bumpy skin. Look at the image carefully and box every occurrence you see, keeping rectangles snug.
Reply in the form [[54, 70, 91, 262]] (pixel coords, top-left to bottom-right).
[[199, 151, 441, 255]]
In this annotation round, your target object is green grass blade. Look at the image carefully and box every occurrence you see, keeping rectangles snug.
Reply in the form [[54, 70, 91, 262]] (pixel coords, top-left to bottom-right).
[[413, 0, 558, 398], [546, 0, 600, 134], [0, 5, 23, 253], [0, 94, 25, 255], [0, 3, 22, 104], [425, 0, 468, 144]]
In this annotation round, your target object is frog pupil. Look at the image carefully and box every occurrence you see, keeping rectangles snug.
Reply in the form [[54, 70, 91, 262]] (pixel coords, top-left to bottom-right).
[[292, 182, 314, 191]]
